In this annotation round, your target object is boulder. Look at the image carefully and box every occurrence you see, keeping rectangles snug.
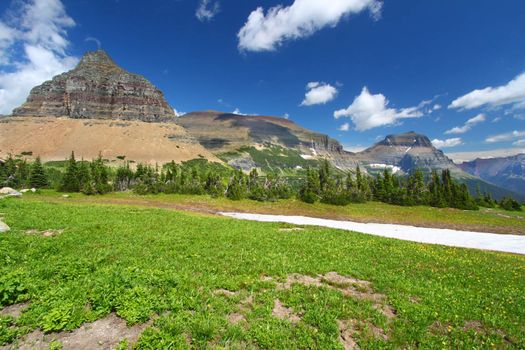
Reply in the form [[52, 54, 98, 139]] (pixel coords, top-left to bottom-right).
[[0, 220, 9, 233]]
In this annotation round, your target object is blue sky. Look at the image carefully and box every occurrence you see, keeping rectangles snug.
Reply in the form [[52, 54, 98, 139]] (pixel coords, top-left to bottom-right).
[[1, 0, 525, 161]]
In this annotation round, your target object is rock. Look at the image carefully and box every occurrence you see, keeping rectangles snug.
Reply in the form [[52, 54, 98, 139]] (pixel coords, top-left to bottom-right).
[[12, 50, 176, 123], [0, 187, 22, 197], [0, 220, 9, 233], [20, 188, 37, 193]]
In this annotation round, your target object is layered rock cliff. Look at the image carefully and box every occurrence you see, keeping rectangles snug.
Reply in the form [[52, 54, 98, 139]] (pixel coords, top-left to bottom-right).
[[12, 50, 175, 122]]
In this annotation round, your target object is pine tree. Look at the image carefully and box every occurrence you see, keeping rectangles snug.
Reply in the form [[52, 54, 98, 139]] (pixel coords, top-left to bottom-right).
[[29, 156, 47, 188], [226, 170, 247, 200], [299, 167, 320, 203], [60, 152, 80, 192]]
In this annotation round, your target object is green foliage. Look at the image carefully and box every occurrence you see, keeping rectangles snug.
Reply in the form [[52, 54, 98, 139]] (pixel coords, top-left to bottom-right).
[[0, 271, 29, 306], [29, 156, 48, 188], [59, 152, 80, 192], [226, 170, 247, 200], [48, 340, 63, 350], [500, 197, 523, 211]]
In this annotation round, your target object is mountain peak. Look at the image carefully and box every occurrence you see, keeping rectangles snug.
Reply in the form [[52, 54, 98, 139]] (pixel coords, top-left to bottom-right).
[[378, 132, 433, 148], [11, 50, 175, 122], [78, 50, 116, 67]]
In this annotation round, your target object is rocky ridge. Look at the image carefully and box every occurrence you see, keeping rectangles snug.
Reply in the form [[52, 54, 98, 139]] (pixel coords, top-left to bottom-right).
[[12, 50, 175, 122]]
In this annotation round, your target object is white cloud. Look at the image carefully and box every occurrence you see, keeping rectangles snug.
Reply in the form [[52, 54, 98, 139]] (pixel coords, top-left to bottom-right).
[[232, 108, 250, 116], [0, 0, 78, 115], [300, 82, 338, 106], [333, 87, 424, 131], [173, 108, 185, 117], [433, 104, 442, 111], [283, 113, 290, 119], [449, 72, 525, 110], [431, 138, 463, 149], [237, 0, 382, 52], [447, 148, 525, 163], [445, 113, 486, 135], [196, 0, 220, 22], [513, 139, 525, 147], [486, 130, 525, 143], [338, 122, 350, 131], [492, 117, 502, 123]]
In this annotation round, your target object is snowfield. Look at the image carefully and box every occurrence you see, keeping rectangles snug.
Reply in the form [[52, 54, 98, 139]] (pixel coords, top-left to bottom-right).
[[220, 213, 525, 255]]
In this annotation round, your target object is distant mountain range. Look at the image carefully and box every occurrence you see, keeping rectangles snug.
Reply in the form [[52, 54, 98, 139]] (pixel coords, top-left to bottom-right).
[[0, 50, 523, 201], [459, 154, 525, 195]]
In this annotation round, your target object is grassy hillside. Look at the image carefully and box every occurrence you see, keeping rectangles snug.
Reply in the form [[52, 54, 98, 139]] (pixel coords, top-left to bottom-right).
[[1, 197, 524, 348]]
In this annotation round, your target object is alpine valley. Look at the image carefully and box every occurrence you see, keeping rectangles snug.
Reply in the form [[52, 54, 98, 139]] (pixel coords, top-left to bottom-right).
[[0, 50, 523, 200]]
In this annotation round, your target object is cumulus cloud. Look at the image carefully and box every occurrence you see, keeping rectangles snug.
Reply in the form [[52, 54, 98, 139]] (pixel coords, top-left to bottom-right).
[[0, 0, 78, 115], [338, 122, 350, 131], [431, 138, 463, 149], [449, 72, 525, 110], [486, 130, 525, 143], [237, 0, 382, 52], [196, 0, 220, 22], [333, 87, 424, 131], [433, 104, 442, 111], [300, 82, 338, 106], [445, 113, 486, 135]]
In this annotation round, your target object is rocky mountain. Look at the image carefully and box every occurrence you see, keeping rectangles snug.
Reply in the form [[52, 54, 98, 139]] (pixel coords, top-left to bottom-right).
[[459, 154, 525, 195], [1, 51, 216, 164], [12, 50, 176, 122], [355, 132, 459, 175], [176, 111, 358, 171]]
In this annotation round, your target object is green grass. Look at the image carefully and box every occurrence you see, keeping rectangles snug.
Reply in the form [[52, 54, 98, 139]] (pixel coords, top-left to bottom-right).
[[1, 197, 524, 348], [25, 190, 525, 235]]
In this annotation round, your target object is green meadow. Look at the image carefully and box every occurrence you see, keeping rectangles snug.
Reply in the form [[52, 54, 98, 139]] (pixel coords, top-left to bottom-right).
[[1, 196, 524, 349]]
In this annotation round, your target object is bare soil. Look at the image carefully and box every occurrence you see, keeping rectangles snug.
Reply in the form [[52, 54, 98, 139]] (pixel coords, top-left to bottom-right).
[[1, 313, 152, 350]]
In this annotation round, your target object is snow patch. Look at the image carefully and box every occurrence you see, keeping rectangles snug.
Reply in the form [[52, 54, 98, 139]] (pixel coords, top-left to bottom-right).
[[219, 213, 525, 255], [369, 164, 401, 174]]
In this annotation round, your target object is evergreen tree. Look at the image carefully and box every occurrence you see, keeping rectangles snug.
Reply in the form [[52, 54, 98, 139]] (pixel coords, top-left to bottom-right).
[[226, 170, 247, 200], [299, 167, 320, 203], [115, 163, 135, 191], [204, 172, 225, 197], [29, 156, 47, 188], [60, 152, 80, 192]]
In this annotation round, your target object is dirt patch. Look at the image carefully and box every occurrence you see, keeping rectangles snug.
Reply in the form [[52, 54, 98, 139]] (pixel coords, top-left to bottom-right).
[[4, 313, 152, 350], [260, 275, 273, 282], [227, 313, 246, 325], [337, 318, 389, 350], [275, 272, 395, 320], [213, 289, 237, 297], [462, 320, 484, 333], [0, 302, 29, 319], [272, 299, 301, 324], [337, 320, 360, 350], [25, 229, 64, 237]]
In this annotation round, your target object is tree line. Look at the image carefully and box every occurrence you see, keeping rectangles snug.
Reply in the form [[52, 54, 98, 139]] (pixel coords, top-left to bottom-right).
[[1, 154, 522, 212]]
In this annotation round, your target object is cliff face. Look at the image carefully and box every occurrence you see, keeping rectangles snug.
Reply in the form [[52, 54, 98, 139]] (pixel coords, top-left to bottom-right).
[[12, 50, 175, 122]]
